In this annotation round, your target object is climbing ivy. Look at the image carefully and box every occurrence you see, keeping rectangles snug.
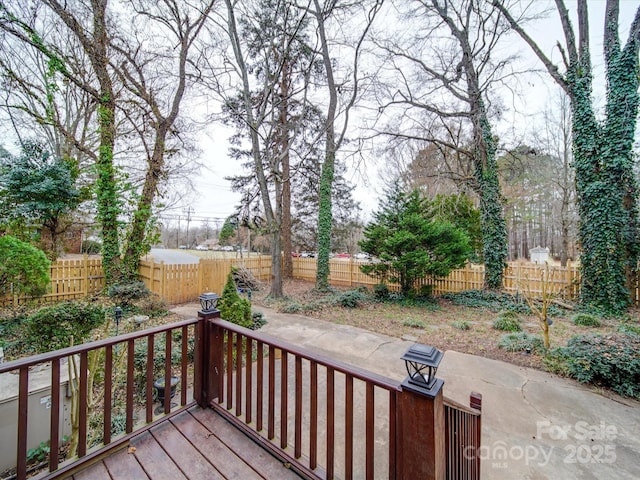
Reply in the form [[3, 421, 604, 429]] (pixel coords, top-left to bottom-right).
[[569, 42, 640, 314], [315, 150, 334, 291], [475, 110, 508, 290]]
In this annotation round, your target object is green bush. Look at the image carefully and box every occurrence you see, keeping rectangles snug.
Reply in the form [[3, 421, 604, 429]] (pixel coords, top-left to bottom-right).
[[451, 320, 471, 330], [335, 290, 368, 308], [23, 302, 105, 352], [107, 281, 150, 302], [218, 272, 252, 328], [493, 311, 522, 332], [617, 323, 640, 336], [571, 313, 602, 327], [0, 235, 51, 297], [403, 318, 426, 329], [251, 311, 267, 330], [498, 332, 544, 353], [280, 301, 302, 314], [373, 283, 390, 300], [562, 333, 640, 398]]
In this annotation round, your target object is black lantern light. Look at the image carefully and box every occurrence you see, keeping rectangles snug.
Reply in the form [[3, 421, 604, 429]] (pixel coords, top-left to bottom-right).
[[114, 306, 123, 336], [199, 292, 220, 313], [401, 343, 443, 392]]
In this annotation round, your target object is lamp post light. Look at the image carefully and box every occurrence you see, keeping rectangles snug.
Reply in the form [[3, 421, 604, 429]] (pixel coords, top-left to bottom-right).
[[198, 292, 220, 316], [114, 306, 123, 336], [400, 343, 444, 396]]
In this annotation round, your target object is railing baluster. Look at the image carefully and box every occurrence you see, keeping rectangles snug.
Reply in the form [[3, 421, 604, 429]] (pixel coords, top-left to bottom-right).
[[280, 350, 288, 449], [104, 345, 113, 445], [310, 360, 318, 470], [146, 335, 155, 423], [164, 332, 173, 414], [327, 366, 335, 480], [226, 332, 233, 410], [50, 358, 60, 471], [345, 374, 354, 480], [236, 333, 243, 417], [294, 356, 302, 459], [181, 325, 188, 406], [257, 341, 264, 431], [268, 345, 275, 440], [127, 339, 136, 429], [246, 337, 253, 424], [17, 366, 29, 480], [388, 391, 397, 480], [78, 351, 88, 456], [366, 383, 375, 480]]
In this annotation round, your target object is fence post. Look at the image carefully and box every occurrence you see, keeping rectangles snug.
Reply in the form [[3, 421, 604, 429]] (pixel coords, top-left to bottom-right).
[[396, 379, 446, 480]]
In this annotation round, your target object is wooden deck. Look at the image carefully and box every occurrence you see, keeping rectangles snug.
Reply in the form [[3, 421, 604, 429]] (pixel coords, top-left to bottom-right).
[[67, 406, 303, 480]]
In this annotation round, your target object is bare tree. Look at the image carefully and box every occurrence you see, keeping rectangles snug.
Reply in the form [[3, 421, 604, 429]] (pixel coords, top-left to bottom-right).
[[376, 0, 510, 288], [111, 0, 214, 280], [310, 0, 384, 290]]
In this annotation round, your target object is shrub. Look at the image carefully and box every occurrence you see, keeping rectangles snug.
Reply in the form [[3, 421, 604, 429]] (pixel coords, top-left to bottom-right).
[[280, 301, 302, 314], [218, 272, 252, 328], [451, 320, 471, 330], [107, 281, 150, 303], [493, 311, 522, 332], [251, 311, 267, 330], [403, 318, 426, 329], [0, 235, 50, 297], [373, 283, 390, 301], [23, 302, 105, 352], [617, 323, 640, 336], [498, 332, 544, 353], [562, 333, 640, 398], [335, 290, 368, 308], [571, 313, 602, 327]]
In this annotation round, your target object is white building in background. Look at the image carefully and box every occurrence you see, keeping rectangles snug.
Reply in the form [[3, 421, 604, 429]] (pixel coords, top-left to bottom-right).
[[529, 246, 550, 264]]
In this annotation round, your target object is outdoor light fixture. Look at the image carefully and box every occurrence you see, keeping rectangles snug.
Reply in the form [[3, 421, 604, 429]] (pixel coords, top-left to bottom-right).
[[199, 292, 220, 313], [401, 343, 443, 392], [114, 306, 123, 336]]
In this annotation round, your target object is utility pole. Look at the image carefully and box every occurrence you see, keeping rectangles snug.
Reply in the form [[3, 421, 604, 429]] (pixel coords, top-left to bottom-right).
[[185, 206, 194, 248]]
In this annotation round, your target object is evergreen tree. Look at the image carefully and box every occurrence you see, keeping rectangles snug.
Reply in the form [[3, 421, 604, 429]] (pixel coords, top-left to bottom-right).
[[360, 187, 471, 295]]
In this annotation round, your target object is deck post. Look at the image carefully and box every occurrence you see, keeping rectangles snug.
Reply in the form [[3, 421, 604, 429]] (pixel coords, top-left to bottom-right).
[[195, 310, 220, 407], [396, 378, 446, 480]]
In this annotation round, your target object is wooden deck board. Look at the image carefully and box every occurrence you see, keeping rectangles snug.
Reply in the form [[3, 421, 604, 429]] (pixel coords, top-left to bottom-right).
[[150, 416, 224, 480], [170, 411, 264, 479], [103, 445, 150, 479], [130, 430, 189, 480], [66, 406, 303, 480], [72, 459, 111, 480], [191, 408, 302, 480]]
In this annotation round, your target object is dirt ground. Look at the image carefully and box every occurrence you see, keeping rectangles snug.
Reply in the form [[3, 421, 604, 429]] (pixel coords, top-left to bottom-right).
[[251, 279, 628, 371]]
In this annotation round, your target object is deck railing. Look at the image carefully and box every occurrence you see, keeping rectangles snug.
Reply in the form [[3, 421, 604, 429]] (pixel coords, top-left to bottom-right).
[[200, 314, 483, 480], [0, 319, 198, 480], [3, 315, 482, 480]]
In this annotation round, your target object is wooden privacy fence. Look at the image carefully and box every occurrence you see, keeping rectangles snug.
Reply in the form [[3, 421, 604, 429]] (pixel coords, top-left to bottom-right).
[[0, 256, 104, 306], [138, 255, 273, 305], [1, 254, 582, 307]]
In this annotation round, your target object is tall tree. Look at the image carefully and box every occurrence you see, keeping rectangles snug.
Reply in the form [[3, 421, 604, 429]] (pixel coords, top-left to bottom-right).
[[216, 0, 317, 297], [112, 0, 214, 280], [496, 0, 640, 313], [311, 0, 384, 290], [0, 0, 121, 284], [377, 0, 509, 289]]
